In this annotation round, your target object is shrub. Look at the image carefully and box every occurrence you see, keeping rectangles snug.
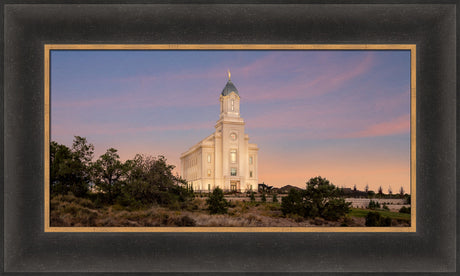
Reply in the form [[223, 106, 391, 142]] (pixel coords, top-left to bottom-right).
[[281, 177, 351, 221], [272, 194, 278, 203], [382, 204, 389, 211], [365, 211, 392, 227], [368, 200, 381, 210], [261, 192, 266, 203], [405, 195, 411, 204], [177, 215, 196, 226], [399, 206, 411, 214], [116, 192, 143, 210], [250, 192, 256, 202], [321, 198, 351, 221], [206, 187, 228, 214], [281, 188, 305, 216], [76, 197, 95, 209]]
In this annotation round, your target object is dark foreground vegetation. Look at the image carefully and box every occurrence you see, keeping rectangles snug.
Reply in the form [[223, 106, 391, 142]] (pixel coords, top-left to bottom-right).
[[51, 136, 193, 208], [50, 136, 410, 227]]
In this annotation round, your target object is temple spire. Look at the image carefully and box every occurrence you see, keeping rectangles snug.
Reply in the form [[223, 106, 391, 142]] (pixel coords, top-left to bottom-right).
[[228, 69, 231, 81]]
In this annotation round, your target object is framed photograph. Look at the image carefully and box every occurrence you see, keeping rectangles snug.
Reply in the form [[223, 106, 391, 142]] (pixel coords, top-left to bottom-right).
[[44, 44, 415, 233], [2, 2, 457, 274]]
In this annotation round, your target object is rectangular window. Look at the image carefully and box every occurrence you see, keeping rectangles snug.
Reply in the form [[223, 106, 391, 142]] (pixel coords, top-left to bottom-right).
[[208, 184, 211, 191], [250, 171, 253, 178], [207, 154, 211, 163], [230, 149, 237, 163], [249, 156, 253, 165], [230, 168, 237, 176], [207, 169, 211, 177]]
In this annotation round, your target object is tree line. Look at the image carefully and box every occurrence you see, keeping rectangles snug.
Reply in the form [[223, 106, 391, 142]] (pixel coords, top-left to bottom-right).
[[50, 136, 193, 208]]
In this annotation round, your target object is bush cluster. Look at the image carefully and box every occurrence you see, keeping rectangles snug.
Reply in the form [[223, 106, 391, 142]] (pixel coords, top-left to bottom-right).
[[281, 176, 351, 221], [365, 211, 392, 226], [368, 200, 381, 210], [51, 136, 194, 210], [206, 187, 228, 214], [399, 206, 411, 214]]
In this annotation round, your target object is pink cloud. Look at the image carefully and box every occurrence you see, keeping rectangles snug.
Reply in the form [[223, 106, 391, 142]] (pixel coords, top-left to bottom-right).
[[52, 93, 132, 109], [52, 121, 213, 137], [344, 114, 410, 138], [54, 52, 377, 112], [239, 53, 377, 103], [373, 88, 410, 112], [328, 53, 374, 86], [53, 87, 217, 111]]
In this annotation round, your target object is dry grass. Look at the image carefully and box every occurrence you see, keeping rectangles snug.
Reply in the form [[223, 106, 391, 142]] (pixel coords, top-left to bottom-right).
[[51, 194, 388, 227]]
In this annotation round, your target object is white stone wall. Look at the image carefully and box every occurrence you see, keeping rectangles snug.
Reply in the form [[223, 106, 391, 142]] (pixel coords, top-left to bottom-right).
[[180, 88, 258, 193], [345, 198, 407, 209]]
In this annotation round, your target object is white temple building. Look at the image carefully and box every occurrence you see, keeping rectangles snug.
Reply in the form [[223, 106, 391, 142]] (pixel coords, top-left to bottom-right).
[[180, 72, 259, 192]]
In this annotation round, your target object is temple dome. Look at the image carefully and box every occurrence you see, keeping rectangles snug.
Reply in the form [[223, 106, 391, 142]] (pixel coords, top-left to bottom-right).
[[221, 80, 239, 96]]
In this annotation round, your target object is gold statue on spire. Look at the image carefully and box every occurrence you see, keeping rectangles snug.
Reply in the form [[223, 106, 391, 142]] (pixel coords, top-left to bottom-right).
[[228, 69, 231, 81]]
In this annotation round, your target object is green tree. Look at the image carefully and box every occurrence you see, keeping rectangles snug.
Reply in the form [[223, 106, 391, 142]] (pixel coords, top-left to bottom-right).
[[368, 200, 380, 210], [281, 188, 305, 216], [261, 192, 266, 203], [367, 190, 375, 198], [399, 206, 411, 214], [50, 141, 75, 195], [92, 148, 125, 203], [405, 194, 411, 204], [72, 136, 94, 167], [399, 186, 405, 197], [382, 203, 389, 211], [365, 211, 392, 227], [250, 191, 256, 202], [322, 198, 351, 221], [272, 193, 278, 203], [50, 136, 94, 197], [71, 136, 94, 194], [123, 154, 191, 206], [303, 176, 350, 219], [206, 187, 228, 214], [281, 176, 351, 221]]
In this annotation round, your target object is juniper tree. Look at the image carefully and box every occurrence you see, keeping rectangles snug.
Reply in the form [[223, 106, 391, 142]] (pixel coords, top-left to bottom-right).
[[206, 187, 228, 214]]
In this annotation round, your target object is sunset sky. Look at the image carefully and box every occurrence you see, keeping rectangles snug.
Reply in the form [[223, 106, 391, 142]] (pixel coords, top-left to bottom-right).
[[51, 50, 411, 193]]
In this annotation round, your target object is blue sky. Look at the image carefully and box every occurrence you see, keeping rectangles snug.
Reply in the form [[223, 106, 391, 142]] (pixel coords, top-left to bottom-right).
[[51, 49, 411, 193]]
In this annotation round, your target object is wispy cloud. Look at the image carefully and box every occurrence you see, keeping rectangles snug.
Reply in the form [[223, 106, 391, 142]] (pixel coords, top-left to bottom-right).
[[53, 52, 377, 111], [239, 52, 377, 103], [344, 114, 410, 138], [52, 121, 213, 137]]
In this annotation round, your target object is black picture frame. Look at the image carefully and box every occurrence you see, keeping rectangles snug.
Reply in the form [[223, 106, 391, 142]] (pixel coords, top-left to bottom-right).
[[2, 1, 457, 274]]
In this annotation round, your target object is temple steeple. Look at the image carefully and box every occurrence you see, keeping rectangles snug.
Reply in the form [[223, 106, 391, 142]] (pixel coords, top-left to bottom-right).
[[219, 72, 241, 120]]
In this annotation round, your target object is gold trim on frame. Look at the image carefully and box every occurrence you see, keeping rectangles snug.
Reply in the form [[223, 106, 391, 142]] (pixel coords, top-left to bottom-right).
[[44, 44, 416, 233]]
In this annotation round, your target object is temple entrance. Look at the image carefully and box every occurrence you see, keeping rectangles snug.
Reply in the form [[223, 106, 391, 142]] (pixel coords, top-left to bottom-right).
[[230, 181, 239, 192]]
